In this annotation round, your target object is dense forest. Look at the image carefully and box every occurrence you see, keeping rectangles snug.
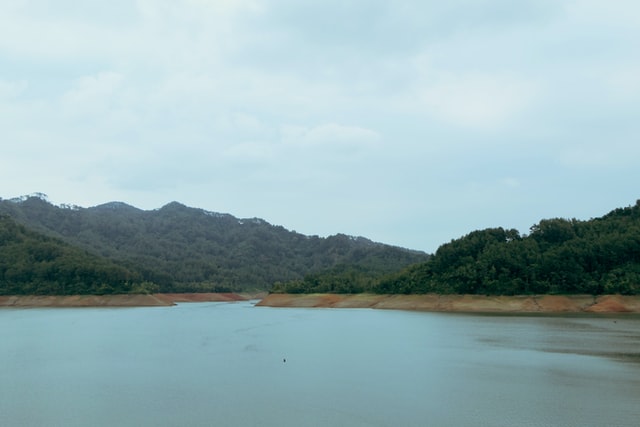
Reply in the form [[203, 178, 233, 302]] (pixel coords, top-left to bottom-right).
[[275, 200, 640, 295], [0, 194, 427, 294], [3, 194, 639, 296], [0, 214, 155, 295]]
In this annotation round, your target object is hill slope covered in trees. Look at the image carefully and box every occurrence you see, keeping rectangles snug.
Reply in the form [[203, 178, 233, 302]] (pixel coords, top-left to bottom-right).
[[0, 195, 427, 293], [0, 214, 153, 295], [276, 200, 640, 295]]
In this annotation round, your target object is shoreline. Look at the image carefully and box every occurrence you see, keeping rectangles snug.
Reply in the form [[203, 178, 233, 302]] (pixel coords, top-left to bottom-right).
[[0, 292, 265, 308], [1, 292, 639, 313], [256, 293, 640, 313]]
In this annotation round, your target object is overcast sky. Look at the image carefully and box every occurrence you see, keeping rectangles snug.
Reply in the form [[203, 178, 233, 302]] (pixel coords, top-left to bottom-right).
[[1, 0, 639, 252]]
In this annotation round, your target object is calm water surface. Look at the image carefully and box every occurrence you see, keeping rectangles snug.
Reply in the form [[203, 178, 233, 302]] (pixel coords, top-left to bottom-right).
[[1, 302, 639, 426]]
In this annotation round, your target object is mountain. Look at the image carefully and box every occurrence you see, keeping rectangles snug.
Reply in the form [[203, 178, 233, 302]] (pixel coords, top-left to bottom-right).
[[0, 194, 428, 293]]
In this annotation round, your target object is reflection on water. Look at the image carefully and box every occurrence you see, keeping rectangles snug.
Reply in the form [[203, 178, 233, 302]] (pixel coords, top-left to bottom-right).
[[1, 303, 639, 427], [472, 315, 640, 363]]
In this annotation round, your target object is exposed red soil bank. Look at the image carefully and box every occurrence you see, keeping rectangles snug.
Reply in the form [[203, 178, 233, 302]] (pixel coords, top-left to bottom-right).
[[0, 293, 264, 308], [2, 293, 638, 312], [256, 293, 640, 313]]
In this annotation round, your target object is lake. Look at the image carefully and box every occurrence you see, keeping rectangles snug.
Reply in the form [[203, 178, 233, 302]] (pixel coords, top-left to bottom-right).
[[1, 301, 639, 426]]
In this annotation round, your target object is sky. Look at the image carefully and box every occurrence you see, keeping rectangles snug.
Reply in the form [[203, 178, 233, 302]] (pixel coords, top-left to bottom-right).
[[1, 0, 639, 253]]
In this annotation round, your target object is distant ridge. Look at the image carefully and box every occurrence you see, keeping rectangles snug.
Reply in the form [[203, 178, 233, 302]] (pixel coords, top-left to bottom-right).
[[0, 194, 428, 293]]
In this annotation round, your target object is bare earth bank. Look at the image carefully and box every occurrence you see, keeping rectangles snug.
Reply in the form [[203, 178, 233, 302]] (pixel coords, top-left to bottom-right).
[[0, 293, 266, 308], [2, 293, 639, 312], [256, 293, 640, 313]]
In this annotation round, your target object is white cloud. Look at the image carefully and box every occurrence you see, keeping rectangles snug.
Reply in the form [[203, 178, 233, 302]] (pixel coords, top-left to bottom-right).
[[606, 65, 640, 100], [223, 141, 274, 164], [503, 177, 521, 189], [282, 123, 382, 148], [417, 73, 537, 129], [559, 141, 640, 169], [565, 0, 640, 28], [0, 79, 28, 99], [61, 71, 125, 114]]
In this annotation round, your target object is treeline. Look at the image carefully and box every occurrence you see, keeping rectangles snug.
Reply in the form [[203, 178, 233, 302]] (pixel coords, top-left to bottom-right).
[[0, 215, 157, 295], [274, 201, 640, 295], [6, 194, 638, 296], [0, 195, 427, 293], [271, 264, 394, 294]]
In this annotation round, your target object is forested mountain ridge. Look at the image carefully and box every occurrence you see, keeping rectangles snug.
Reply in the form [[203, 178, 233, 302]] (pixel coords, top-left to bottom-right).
[[0, 214, 153, 295], [273, 200, 640, 295], [0, 194, 428, 293]]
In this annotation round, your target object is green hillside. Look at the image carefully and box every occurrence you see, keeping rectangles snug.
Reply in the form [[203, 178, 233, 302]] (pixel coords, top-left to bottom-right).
[[0, 215, 153, 295], [275, 200, 640, 295], [6, 193, 637, 296], [0, 195, 427, 293]]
